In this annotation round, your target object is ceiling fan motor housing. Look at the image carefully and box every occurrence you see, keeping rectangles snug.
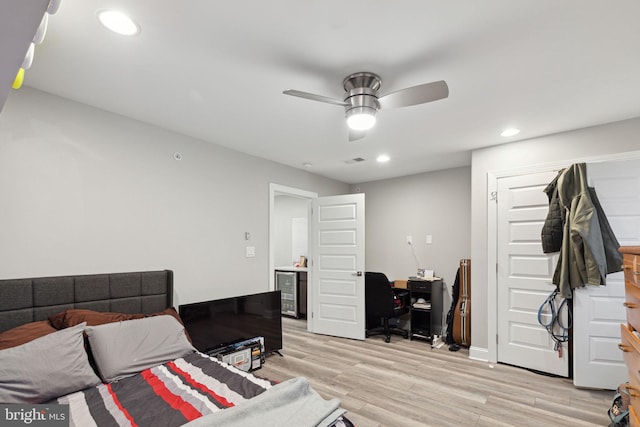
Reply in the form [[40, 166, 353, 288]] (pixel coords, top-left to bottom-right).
[[343, 72, 381, 118]]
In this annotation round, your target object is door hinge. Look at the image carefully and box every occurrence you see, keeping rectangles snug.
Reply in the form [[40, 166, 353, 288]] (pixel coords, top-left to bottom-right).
[[489, 191, 498, 202], [496, 334, 499, 344]]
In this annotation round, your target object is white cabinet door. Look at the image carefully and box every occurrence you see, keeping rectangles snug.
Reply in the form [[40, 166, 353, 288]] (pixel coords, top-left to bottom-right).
[[497, 171, 568, 376], [573, 160, 640, 389]]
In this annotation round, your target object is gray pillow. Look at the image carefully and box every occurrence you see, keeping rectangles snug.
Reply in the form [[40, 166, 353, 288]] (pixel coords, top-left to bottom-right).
[[0, 322, 101, 403], [86, 315, 195, 382]]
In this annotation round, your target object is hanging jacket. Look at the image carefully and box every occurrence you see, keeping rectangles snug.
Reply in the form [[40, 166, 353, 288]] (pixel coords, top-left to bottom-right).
[[541, 169, 565, 253], [552, 163, 622, 298], [588, 187, 623, 275]]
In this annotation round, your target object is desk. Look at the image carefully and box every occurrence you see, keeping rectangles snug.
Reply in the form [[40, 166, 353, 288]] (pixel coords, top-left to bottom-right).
[[408, 278, 443, 341]]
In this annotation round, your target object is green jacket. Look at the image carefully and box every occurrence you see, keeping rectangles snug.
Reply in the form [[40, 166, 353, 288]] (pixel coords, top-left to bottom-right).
[[552, 163, 622, 298]]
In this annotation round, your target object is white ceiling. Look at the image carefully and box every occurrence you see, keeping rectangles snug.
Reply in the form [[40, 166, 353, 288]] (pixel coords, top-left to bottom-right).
[[5, 0, 640, 183]]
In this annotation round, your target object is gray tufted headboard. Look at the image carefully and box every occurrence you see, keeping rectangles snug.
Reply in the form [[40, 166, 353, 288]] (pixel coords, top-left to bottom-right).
[[0, 270, 173, 333]]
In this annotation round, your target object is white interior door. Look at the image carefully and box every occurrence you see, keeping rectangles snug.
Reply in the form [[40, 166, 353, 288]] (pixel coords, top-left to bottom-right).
[[310, 193, 365, 340], [497, 171, 568, 376], [572, 160, 640, 388]]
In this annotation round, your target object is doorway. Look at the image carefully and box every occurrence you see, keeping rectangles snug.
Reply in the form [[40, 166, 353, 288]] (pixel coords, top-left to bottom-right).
[[268, 184, 317, 330], [269, 184, 367, 339]]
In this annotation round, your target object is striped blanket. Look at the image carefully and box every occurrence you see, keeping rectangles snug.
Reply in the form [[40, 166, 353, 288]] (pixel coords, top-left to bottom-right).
[[56, 352, 275, 427]]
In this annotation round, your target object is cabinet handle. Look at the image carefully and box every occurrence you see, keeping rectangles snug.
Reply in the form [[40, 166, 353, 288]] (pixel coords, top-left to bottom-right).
[[619, 343, 632, 352], [624, 302, 638, 308]]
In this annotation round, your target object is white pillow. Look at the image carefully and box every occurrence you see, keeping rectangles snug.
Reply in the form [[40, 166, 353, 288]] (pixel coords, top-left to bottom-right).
[[86, 315, 195, 382], [0, 322, 101, 403]]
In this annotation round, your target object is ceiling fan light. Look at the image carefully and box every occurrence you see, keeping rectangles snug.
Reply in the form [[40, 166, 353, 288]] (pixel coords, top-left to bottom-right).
[[346, 107, 377, 131]]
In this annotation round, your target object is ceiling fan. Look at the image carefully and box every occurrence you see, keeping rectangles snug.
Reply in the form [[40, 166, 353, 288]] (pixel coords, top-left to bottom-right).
[[283, 72, 449, 141]]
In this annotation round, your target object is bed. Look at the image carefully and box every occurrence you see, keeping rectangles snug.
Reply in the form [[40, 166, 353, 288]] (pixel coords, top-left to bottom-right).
[[0, 270, 353, 427]]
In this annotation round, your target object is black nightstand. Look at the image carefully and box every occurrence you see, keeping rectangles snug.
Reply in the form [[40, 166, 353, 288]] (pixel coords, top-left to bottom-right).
[[408, 278, 443, 342]]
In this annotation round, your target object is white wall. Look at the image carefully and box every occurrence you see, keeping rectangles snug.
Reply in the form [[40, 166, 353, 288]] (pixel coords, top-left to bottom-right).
[[0, 87, 349, 306], [273, 195, 308, 267], [5, 87, 639, 354], [471, 117, 640, 361], [353, 166, 471, 288]]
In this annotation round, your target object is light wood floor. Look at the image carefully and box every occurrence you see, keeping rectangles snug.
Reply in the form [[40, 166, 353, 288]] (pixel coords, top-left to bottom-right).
[[259, 317, 614, 427]]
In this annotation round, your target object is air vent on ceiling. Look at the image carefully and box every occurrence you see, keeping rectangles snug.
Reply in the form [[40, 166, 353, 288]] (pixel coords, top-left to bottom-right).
[[345, 157, 366, 164]]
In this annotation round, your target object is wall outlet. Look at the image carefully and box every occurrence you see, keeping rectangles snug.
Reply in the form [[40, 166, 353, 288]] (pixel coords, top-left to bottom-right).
[[245, 246, 256, 257], [426, 234, 433, 244], [406, 235, 413, 244]]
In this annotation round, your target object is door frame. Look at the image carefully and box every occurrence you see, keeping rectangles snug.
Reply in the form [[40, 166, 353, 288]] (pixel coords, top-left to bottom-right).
[[268, 183, 317, 330], [485, 151, 640, 364]]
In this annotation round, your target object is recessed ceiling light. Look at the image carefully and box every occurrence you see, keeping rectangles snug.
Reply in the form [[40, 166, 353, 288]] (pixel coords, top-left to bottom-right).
[[97, 10, 140, 36], [501, 128, 520, 137], [376, 154, 390, 163]]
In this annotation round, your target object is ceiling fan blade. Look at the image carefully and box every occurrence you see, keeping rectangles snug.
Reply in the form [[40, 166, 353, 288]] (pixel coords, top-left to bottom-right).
[[349, 129, 367, 142], [283, 89, 349, 107], [378, 80, 449, 109]]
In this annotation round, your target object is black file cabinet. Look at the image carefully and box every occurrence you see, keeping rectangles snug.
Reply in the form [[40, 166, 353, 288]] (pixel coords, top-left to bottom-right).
[[408, 279, 443, 341]]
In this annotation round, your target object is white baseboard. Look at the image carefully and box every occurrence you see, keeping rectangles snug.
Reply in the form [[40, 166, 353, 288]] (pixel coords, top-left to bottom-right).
[[469, 346, 489, 362]]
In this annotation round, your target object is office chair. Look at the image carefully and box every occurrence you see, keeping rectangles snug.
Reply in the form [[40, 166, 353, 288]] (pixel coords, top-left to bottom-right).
[[365, 272, 410, 343]]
